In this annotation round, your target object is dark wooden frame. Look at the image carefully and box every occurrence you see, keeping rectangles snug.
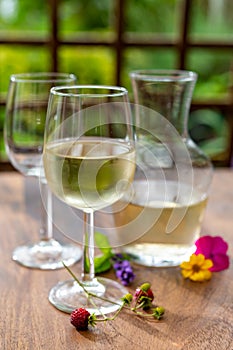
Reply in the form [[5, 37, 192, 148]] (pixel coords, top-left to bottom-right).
[[0, 0, 232, 169]]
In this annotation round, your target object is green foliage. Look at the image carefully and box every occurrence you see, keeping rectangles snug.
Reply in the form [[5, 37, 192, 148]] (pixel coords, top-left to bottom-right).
[[190, 0, 233, 38], [188, 50, 231, 100], [0, 47, 49, 94], [123, 49, 176, 92], [0, 0, 232, 162], [60, 0, 112, 33], [0, 0, 48, 32], [94, 232, 114, 274], [125, 0, 179, 34], [59, 47, 114, 85], [189, 109, 229, 159]]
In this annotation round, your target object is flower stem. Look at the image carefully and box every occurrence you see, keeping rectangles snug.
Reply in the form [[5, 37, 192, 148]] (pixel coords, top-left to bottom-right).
[[63, 262, 128, 308], [64, 262, 165, 325], [94, 302, 127, 323]]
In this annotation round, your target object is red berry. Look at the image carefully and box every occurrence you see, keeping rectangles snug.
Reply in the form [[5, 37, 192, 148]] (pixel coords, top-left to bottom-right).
[[70, 308, 90, 331], [134, 287, 154, 302]]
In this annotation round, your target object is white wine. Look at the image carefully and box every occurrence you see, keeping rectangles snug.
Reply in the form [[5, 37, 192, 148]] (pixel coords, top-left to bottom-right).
[[44, 138, 135, 211], [112, 180, 208, 266]]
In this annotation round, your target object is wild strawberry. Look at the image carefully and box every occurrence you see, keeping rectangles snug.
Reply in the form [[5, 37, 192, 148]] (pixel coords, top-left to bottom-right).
[[70, 308, 91, 331], [153, 306, 165, 320], [133, 283, 154, 309], [121, 293, 133, 305]]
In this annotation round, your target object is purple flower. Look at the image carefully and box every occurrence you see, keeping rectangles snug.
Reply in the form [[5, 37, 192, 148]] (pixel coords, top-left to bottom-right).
[[115, 265, 135, 286], [195, 235, 230, 272], [112, 255, 135, 286], [113, 260, 130, 271], [112, 253, 124, 261]]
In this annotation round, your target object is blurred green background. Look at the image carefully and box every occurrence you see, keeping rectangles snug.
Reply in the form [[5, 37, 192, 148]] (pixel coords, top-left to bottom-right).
[[0, 0, 232, 165]]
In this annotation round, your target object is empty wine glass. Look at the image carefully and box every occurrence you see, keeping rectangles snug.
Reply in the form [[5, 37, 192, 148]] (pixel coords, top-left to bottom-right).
[[4, 72, 82, 269], [43, 85, 135, 314]]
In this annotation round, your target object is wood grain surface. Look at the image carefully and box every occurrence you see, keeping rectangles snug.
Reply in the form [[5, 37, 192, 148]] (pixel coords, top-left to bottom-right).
[[0, 170, 232, 350]]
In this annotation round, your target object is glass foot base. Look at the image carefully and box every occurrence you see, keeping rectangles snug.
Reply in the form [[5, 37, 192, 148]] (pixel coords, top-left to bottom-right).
[[48, 277, 128, 315], [12, 240, 82, 270]]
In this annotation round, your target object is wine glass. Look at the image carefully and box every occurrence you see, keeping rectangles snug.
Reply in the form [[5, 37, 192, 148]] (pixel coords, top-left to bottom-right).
[[4, 72, 82, 269], [43, 85, 135, 314]]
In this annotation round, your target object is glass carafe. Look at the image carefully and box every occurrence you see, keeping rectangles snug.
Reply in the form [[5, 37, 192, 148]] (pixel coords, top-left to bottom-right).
[[116, 70, 213, 267]]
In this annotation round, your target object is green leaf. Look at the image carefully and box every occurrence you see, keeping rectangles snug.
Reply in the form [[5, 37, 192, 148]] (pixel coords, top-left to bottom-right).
[[94, 253, 113, 274], [94, 231, 112, 255], [94, 232, 114, 274]]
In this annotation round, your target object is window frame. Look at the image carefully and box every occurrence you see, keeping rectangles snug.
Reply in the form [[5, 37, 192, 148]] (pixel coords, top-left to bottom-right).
[[0, 0, 232, 169]]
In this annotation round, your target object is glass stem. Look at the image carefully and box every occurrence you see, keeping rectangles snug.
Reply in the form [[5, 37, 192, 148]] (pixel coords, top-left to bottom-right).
[[39, 181, 53, 241], [82, 210, 95, 282]]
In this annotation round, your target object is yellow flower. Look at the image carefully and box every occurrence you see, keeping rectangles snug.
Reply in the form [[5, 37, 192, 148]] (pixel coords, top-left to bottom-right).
[[180, 254, 213, 282]]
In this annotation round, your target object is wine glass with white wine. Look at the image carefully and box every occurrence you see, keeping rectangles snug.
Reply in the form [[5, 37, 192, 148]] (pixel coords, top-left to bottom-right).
[[43, 85, 135, 314], [4, 72, 82, 269]]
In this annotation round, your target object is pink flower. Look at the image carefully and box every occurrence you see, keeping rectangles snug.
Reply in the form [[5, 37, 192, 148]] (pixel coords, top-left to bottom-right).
[[195, 235, 230, 272]]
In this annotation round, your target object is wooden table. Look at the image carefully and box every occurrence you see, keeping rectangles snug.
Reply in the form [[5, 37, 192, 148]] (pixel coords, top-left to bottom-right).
[[0, 169, 232, 350]]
